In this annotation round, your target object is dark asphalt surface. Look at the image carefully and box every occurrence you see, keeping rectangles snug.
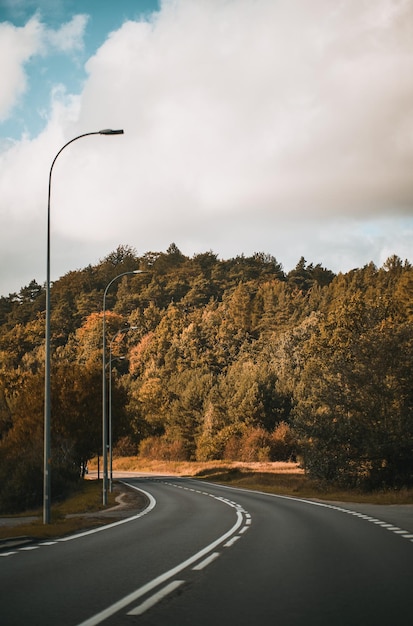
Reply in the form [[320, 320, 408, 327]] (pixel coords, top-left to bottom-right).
[[1, 477, 412, 625]]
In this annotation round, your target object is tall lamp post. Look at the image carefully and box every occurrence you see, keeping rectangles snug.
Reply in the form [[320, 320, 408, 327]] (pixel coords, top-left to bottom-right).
[[108, 326, 137, 491], [102, 271, 143, 505], [44, 128, 124, 525]]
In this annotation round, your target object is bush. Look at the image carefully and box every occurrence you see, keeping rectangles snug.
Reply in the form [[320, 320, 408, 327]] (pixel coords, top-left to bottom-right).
[[237, 427, 272, 462], [0, 455, 43, 513], [139, 435, 189, 461], [196, 422, 297, 463], [113, 436, 139, 457], [270, 421, 297, 461]]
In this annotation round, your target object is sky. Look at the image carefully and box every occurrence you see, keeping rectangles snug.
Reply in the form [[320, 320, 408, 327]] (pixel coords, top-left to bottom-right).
[[0, 0, 412, 297]]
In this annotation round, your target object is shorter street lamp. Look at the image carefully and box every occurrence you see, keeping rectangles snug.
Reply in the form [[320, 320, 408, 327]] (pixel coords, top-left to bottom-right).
[[102, 270, 144, 505], [108, 326, 138, 491]]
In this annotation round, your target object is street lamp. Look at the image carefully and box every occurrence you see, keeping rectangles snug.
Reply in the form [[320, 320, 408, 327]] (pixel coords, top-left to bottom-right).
[[102, 271, 143, 505], [108, 326, 138, 491], [44, 128, 124, 524]]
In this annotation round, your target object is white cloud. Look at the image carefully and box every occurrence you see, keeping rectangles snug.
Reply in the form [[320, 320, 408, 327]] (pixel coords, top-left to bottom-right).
[[74, 0, 413, 219], [46, 14, 88, 53], [0, 0, 412, 295], [0, 13, 88, 122], [0, 17, 43, 120]]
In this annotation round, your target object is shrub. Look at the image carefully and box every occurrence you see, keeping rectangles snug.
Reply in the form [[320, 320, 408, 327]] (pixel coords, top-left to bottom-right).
[[113, 436, 139, 457], [270, 421, 297, 461], [139, 435, 189, 461]]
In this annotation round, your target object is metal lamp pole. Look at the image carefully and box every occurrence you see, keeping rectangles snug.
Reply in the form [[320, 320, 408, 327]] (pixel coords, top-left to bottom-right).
[[108, 326, 138, 491], [102, 272, 143, 505], [44, 128, 124, 524]]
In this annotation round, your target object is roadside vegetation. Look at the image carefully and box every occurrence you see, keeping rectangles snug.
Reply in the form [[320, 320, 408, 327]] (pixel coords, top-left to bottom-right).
[[2, 460, 412, 543], [107, 458, 413, 505], [0, 480, 122, 541], [0, 244, 412, 515], [198, 467, 413, 505]]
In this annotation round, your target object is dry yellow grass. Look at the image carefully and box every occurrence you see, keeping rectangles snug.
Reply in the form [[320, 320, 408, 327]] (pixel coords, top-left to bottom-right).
[[95, 457, 413, 505], [91, 456, 304, 476]]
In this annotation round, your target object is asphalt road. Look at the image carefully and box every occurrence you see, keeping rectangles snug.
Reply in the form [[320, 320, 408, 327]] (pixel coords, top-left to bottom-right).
[[1, 477, 412, 625]]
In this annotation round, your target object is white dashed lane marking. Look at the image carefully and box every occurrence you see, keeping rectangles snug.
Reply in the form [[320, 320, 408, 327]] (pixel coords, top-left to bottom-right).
[[127, 580, 185, 616], [75, 480, 251, 624], [300, 502, 413, 544], [192, 552, 220, 571]]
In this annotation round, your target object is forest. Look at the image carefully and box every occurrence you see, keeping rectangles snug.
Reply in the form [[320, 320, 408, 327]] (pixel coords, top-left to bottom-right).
[[0, 243, 412, 512]]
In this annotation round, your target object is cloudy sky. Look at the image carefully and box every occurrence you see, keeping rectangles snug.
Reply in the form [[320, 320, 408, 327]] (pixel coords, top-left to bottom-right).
[[1, 0, 412, 297]]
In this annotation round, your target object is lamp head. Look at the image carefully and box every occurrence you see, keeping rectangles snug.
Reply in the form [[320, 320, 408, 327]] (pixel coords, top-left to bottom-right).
[[99, 129, 124, 135]]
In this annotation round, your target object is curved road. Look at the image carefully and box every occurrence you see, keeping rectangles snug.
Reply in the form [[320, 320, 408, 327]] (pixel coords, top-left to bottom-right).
[[1, 477, 412, 625]]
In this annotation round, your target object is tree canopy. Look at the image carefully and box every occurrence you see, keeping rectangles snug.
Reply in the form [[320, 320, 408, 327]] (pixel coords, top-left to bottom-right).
[[0, 244, 412, 511]]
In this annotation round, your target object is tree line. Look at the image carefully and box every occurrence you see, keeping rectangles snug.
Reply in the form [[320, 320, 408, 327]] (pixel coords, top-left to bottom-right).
[[0, 244, 412, 512]]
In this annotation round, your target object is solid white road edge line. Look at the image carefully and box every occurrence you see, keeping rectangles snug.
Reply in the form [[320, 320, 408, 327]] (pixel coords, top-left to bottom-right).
[[201, 480, 413, 545], [58, 484, 156, 542]]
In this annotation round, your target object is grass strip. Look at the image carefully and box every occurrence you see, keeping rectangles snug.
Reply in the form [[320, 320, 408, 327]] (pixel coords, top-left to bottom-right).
[[0, 480, 121, 541]]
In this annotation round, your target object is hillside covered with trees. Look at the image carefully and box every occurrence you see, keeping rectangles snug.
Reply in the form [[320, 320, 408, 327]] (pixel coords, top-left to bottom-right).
[[0, 244, 412, 512]]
